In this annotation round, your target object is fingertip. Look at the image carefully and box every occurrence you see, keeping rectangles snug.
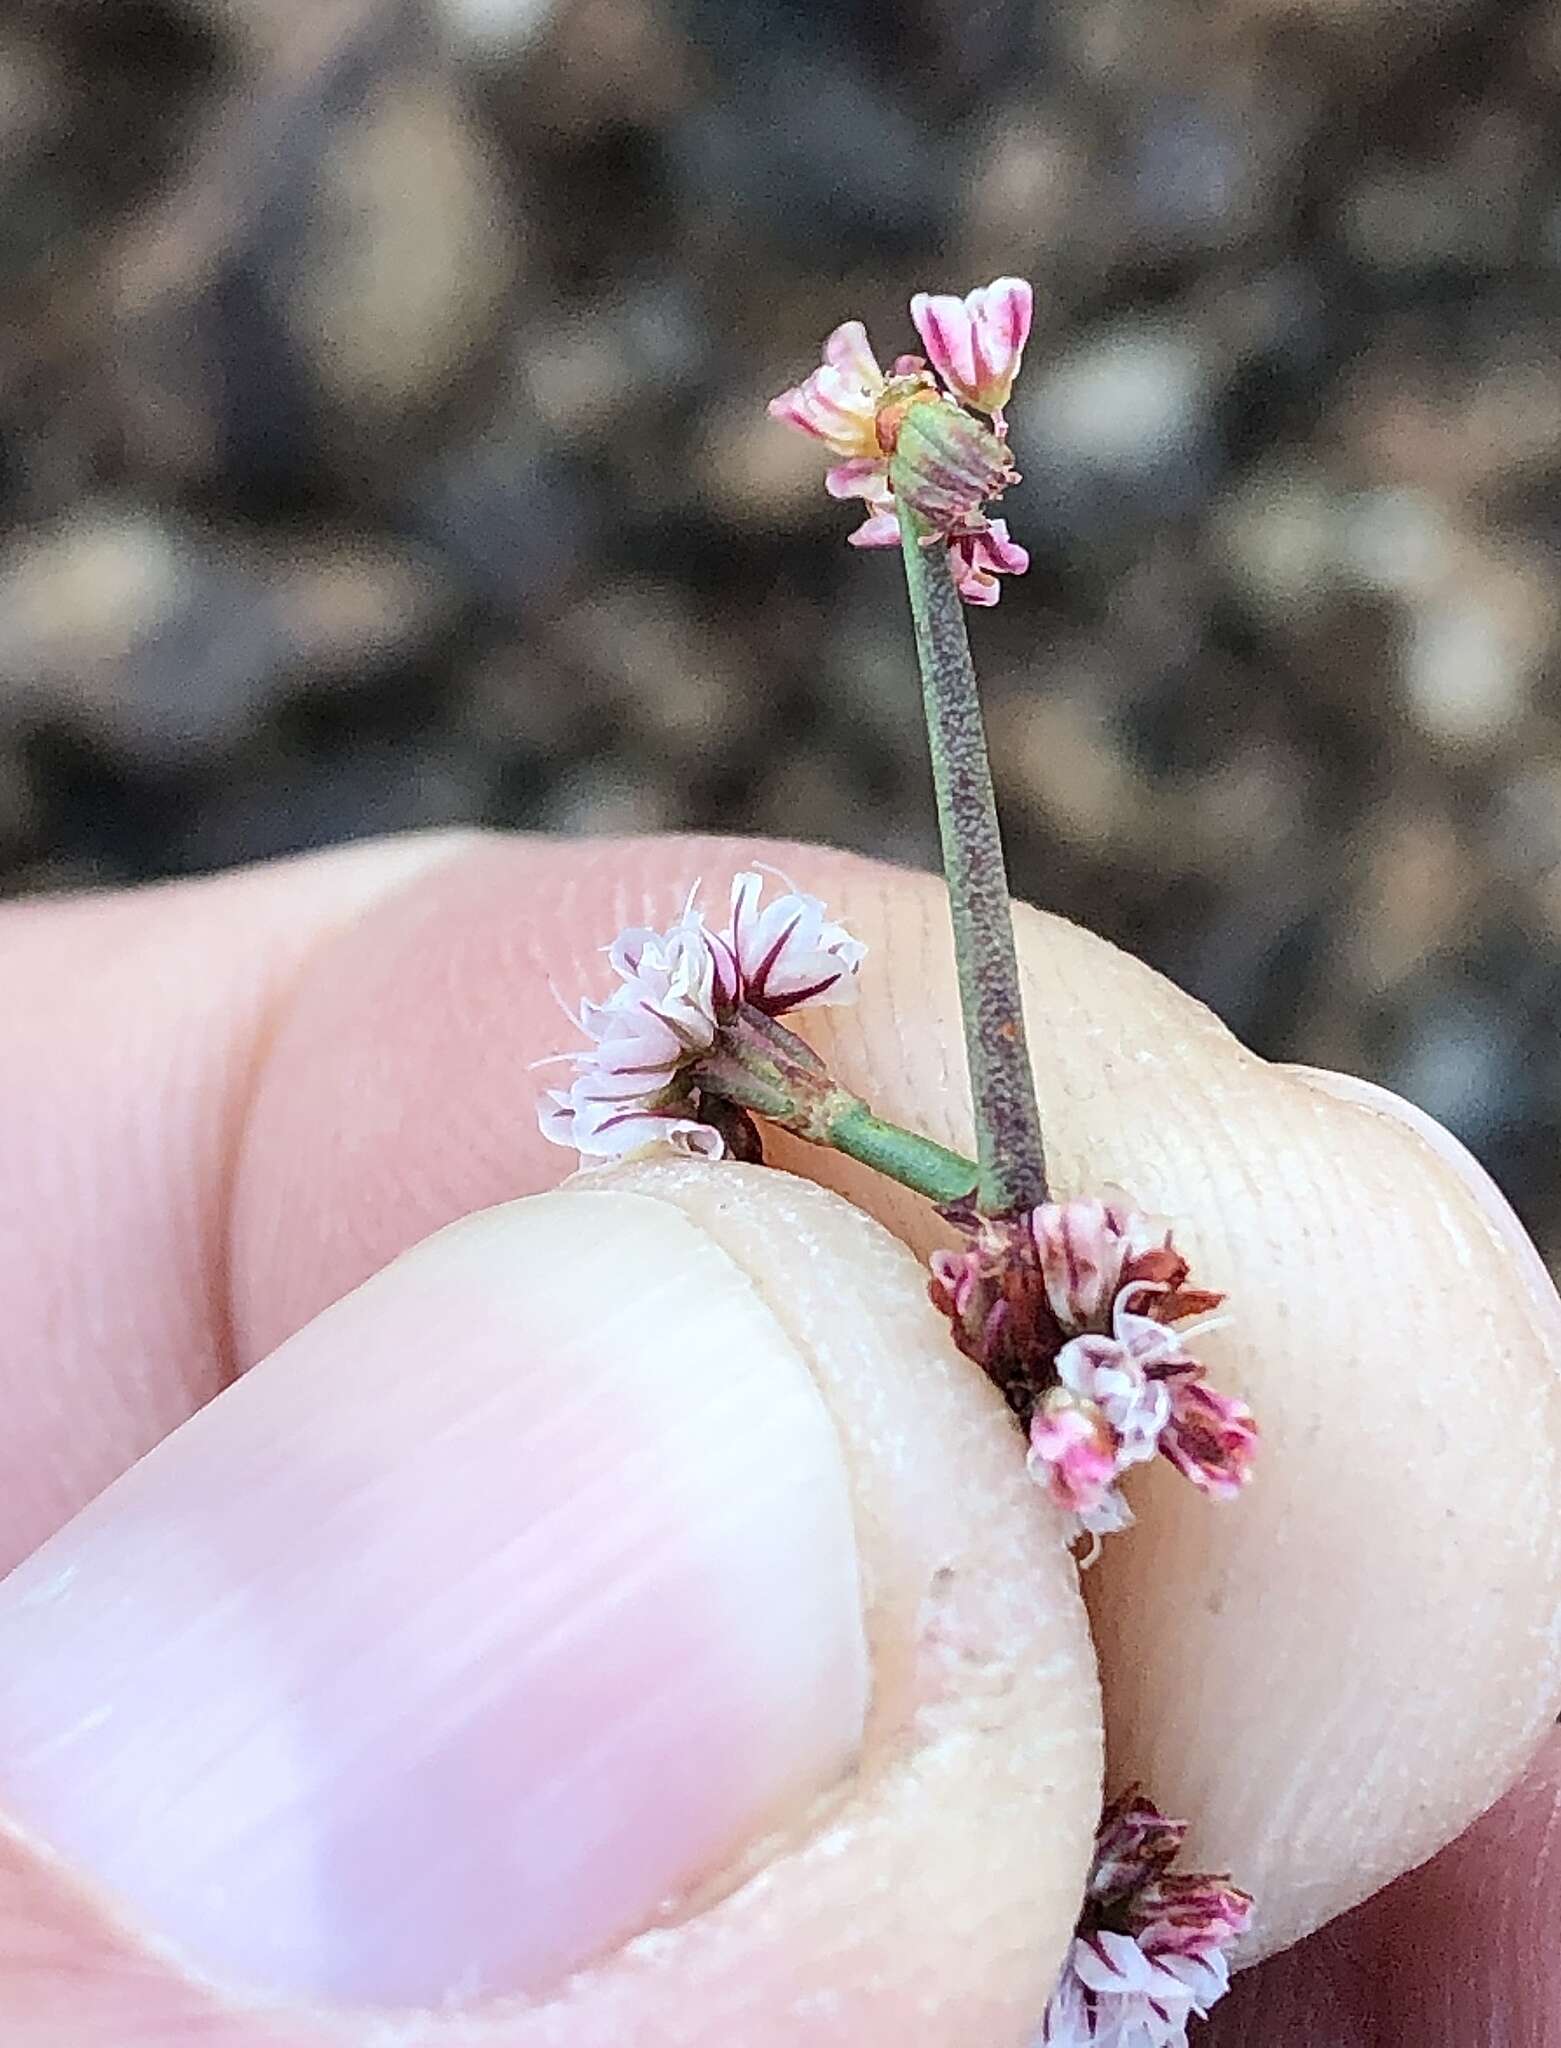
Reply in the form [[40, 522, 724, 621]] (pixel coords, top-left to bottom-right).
[[1207, 1725, 1561, 2047], [1, 1162, 1102, 2045], [1285, 1064, 1561, 1348]]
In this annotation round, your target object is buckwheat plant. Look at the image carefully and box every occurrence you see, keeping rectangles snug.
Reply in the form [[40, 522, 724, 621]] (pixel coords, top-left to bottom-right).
[[538, 279, 1256, 2045]]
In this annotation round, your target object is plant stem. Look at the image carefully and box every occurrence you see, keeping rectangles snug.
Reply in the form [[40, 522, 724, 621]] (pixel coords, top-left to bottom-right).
[[898, 507, 1047, 1214], [693, 1005, 979, 1207], [823, 1099, 978, 1207]]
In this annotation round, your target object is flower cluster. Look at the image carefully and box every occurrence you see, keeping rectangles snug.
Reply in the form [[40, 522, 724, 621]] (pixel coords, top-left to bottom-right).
[[538, 873, 864, 1163], [930, 1196, 1257, 1540], [768, 279, 1033, 605], [1039, 1787, 1252, 2048]]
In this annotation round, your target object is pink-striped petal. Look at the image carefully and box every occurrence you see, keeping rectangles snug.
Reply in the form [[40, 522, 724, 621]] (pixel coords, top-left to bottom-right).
[[911, 276, 1033, 417]]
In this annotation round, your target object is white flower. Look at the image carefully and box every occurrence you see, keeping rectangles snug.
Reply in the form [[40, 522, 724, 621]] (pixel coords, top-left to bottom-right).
[[538, 1085, 722, 1162], [1056, 1331, 1173, 1469], [538, 875, 866, 1162], [1036, 1786, 1250, 2048], [1040, 1933, 1229, 2048], [593, 913, 723, 1068], [724, 870, 866, 1013], [537, 899, 724, 1163]]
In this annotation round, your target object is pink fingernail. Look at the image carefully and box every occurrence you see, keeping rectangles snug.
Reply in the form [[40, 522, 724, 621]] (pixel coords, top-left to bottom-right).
[[0, 1195, 868, 2008]]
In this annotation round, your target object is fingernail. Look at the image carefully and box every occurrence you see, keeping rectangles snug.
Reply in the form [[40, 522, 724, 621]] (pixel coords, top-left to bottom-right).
[[1288, 1065, 1561, 1334], [0, 1192, 868, 2008]]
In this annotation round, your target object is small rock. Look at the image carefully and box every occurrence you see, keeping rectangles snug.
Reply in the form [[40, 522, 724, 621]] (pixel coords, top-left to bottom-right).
[[1015, 319, 1218, 534], [429, 0, 562, 59], [1215, 464, 1341, 619], [1339, 487, 1450, 601], [276, 536, 450, 678], [541, 760, 671, 835], [1395, 533, 1555, 748], [1402, 596, 1529, 748], [1343, 808, 1472, 993], [549, 580, 753, 752], [280, 75, 520, 425], [0, 511, 447, 765]]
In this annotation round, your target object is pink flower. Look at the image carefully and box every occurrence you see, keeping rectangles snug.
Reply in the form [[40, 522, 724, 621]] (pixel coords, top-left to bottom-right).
[[911, 277, 1033, 431], [1159, 1380, 1259, 1501], [1039, 1787, 1252, 2048], [826, 455, 897, 544], [767, 291, 1034, 605], [1028, 1392, 1131, 1536], [766, 319, 887, 462], [723, 870, 866, 1013], [928, 1194, 1253, 1545], [1057, 1324, 1176, 1466], [928, 1245, 981, 1319], [949, 520, 1029, 605], [1134, 1875, 1257, 1962], [846, 506, 901, 549]]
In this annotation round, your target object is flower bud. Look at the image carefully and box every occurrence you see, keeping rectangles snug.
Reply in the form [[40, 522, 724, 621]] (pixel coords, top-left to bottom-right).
[[886, 394, 1017, 537], [910, 278, 1033, 429]]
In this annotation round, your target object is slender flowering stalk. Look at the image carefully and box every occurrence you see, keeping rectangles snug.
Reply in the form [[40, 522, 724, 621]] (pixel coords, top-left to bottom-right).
[[539, 278, 1260, 1561], [769, 281, 1045, 1214], [1039, 1788, 1252, 2048], [767, 289, 1258, 1541], [898, 503, 1046, 1215]]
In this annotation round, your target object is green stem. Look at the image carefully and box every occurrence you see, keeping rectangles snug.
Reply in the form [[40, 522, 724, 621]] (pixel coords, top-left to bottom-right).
[[898, 507, 1047, 1215], [823, 1099, 978, 1208], [692, 1005, 979, 1208]]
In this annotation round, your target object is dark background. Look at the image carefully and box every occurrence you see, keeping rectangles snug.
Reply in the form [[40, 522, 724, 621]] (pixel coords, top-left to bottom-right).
[[3, 0, 1559, 1263]]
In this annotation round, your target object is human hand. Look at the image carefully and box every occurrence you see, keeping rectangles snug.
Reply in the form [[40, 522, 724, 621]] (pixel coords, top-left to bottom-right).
[[0, 832, 1556, 2046]]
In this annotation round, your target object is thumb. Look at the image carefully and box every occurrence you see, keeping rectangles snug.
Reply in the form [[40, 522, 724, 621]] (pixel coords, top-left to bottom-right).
[[0, 1167, 1100, 2045]]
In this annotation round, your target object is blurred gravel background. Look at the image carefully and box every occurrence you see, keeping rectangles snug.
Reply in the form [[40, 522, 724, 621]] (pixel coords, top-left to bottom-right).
[[3, 0, 1559, 1261]]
